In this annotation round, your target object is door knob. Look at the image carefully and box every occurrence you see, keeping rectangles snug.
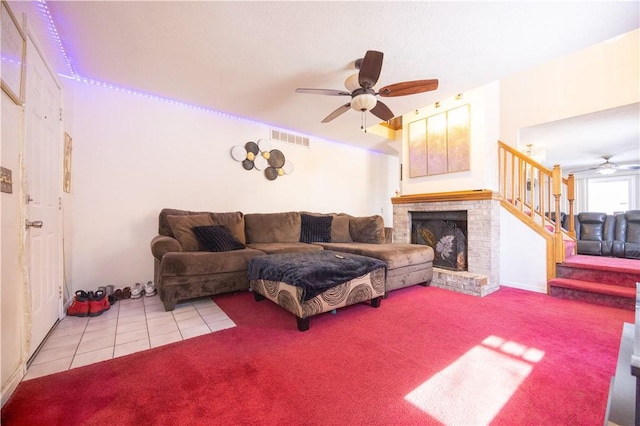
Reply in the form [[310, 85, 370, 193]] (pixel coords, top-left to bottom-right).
[[26, 220, 43, 229]]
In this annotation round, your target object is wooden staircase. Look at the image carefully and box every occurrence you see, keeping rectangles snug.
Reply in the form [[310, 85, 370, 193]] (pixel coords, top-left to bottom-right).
[[498, 141, 575, 280], [498, 141, 637, 310]]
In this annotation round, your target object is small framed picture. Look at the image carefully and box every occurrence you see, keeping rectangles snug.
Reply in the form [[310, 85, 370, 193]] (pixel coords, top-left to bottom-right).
[[1, 0, 26, 105], [63, 132, 72, 193]]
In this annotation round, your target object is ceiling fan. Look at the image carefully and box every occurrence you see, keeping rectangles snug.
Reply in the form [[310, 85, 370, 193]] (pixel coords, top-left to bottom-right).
[[573, 156, 640, 175], [295, 50, 438, 125]]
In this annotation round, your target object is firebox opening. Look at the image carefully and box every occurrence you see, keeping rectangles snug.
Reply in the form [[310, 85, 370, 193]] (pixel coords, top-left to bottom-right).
[[411, 210, 468, 271]]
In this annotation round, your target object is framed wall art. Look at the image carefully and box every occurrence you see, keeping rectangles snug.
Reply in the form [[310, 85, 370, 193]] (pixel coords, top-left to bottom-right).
[[63, 132, 72, 193], [1, 0, 26, 105], [445, 104, 471, 173], [426, 111, 448, 175], [408, 118, 427, 178], [407, 104, 471, 177]]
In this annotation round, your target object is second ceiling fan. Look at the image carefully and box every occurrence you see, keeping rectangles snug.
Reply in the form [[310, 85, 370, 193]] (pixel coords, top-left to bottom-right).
[[295, 50, 439, 124]]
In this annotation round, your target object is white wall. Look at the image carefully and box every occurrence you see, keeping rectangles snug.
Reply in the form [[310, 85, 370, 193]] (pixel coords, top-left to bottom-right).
[[399, 81, 501, 196], [68, 80, 398, 292], [1, 91, 26, 404], [499, 207, 547, 293], [500, 29, 639, 146]]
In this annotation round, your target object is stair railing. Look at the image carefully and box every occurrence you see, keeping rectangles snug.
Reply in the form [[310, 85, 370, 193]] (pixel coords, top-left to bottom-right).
[[498, 141, 575, 268]]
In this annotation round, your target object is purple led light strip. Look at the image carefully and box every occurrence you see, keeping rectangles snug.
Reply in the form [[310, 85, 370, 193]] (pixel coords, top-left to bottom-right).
[[38, 0, 75, 75], [42, 0, 325, 145]]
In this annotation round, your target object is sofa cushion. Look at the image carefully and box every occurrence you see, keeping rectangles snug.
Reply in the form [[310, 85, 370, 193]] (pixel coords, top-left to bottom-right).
[[331, 214, 353, 243], [211, 211, 246, 245], [315, 242, 434, 269], [193, 226, 245, 252], [166, 214, 214, 252], [246, 242, 324, 254], [626, 210, 640, 244], [577, 212, 607, 241], [160, 248, 266, 276], [350, 215, 385, 244], [300, 214, 332, 243], [245, 212, 301, 243], [577, 240, 603, 256], [159, 209, 211, 237]]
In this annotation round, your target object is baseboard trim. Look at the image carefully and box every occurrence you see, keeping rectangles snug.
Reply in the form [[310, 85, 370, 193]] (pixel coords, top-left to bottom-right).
[[500, 280, 547, 294], [1, 363, 26, 408]]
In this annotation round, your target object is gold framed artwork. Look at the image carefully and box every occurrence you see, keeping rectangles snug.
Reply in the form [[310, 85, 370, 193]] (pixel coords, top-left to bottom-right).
[[426, 111, 448, 175], [63, 132, 72, 193], [1, 0, 26, 105], [407, 104, 470, 177], [408, 119, 427, 178]]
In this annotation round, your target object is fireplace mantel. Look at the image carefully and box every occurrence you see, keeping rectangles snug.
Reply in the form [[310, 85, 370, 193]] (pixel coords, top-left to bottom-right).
[[391, 189, 501, 204]]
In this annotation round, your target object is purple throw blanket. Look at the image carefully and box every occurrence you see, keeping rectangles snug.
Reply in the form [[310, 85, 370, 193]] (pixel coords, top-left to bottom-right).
[[247, 250, 386, 302]]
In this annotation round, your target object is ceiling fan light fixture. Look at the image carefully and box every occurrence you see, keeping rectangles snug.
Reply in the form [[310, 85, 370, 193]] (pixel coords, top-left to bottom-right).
[[344, 73, 361, 92], [351, 93, 377, 112], [596, 166, 617, 175]]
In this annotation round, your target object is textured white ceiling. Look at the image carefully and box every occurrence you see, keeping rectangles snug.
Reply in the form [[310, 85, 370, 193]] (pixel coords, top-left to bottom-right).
[[14, 1, 640, 170]]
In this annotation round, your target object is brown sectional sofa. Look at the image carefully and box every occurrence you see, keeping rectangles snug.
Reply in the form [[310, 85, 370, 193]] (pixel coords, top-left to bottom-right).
[[150, 208, 434, 311]]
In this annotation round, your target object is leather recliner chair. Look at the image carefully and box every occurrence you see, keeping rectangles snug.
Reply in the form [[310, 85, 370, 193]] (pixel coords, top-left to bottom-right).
[[574, 212, 616, 256], [612, 210, 640, 259]]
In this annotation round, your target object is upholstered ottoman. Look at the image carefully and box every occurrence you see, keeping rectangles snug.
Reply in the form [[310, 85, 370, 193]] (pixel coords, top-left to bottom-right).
[[248, 251, 386, 331]]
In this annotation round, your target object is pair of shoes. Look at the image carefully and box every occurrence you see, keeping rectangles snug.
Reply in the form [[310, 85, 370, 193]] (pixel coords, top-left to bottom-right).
[[67, 291, 90, 317], [66, 290, 110, 317], [116, 287, 131, 299], [130, 282, 144, 299], [97, 286, 116, 305], [144, 281, 157, 297], [88, 290, 110, 317]]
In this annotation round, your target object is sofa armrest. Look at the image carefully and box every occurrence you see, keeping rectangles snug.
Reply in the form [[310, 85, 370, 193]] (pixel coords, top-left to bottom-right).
[[151, 235, 182, 261], [384, 227, 393, 244]]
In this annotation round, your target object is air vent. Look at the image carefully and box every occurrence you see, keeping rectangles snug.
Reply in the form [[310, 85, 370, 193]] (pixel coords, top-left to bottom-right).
[[271, 129, 310, 147]]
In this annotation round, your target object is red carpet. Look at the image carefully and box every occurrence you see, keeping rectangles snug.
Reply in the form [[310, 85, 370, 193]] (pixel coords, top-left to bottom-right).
[[1, 286, 633, 425]]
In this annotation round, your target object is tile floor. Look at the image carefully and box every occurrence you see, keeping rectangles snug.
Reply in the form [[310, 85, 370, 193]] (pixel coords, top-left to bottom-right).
[[24, 294, 235, 381]]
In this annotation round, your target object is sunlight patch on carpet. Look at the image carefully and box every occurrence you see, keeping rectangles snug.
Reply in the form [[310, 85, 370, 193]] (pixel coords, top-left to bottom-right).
[[405, 335, 544, 425]]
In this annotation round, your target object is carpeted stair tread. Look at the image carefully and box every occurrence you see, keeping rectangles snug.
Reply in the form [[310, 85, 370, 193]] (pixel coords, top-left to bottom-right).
[[556, 255, 640, 288], [549, 278, 636, 299], [561, 255, 640, 275]]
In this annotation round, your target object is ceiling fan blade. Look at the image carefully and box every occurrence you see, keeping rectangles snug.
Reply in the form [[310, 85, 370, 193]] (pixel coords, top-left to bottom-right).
[[358, 50, 384, 89], [369, 101, 395, 121], [378, 79, 439, 97], [321, 103, 351, 123], [619, 164, 640, 170], [571, 168, 598, 173], [295, 88, 351, 96]]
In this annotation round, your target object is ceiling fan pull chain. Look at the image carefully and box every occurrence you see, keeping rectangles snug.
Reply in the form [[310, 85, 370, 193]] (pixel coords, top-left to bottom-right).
[[361, 111, 367, 132]]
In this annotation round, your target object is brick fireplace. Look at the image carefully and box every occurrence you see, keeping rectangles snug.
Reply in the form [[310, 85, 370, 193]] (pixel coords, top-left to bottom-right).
[[392, 190, 501, 296]]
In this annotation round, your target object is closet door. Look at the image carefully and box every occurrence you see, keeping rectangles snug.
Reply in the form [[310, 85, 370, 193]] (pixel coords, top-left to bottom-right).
[[25, 36, 62, 359]]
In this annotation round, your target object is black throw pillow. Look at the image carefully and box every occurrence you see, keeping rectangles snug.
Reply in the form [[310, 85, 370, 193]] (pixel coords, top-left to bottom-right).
[[193, 225, 245, 252], [300, 214, 332, 243]]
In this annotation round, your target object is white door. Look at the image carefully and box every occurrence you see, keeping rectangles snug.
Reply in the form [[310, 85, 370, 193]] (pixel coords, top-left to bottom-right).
[[25, 37, 62, 358]]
